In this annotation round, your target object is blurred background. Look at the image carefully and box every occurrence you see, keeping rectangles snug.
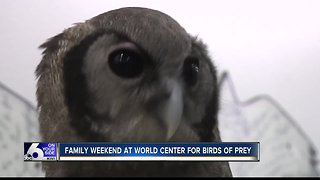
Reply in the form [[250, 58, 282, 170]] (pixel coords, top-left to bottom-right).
[[0, 0, 319, 177]]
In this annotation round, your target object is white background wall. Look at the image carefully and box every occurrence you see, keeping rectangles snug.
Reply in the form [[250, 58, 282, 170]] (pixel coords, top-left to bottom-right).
[[1, 0, 319, 156]]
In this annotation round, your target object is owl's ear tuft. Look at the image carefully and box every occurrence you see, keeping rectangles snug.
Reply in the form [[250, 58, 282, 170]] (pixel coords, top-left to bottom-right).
[[39, 33, 65, 55]]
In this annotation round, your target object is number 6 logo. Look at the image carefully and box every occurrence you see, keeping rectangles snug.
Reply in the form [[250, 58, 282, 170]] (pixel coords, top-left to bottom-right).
[[27, 143, 44, 160]]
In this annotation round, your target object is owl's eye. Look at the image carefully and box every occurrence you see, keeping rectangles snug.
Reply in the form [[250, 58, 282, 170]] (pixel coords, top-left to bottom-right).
[[109, 49, 144, 78], [183, 57, 199, 86]]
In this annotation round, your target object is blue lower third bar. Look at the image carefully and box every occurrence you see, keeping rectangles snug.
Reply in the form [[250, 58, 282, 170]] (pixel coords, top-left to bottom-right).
[[58, 142, 260, 162]]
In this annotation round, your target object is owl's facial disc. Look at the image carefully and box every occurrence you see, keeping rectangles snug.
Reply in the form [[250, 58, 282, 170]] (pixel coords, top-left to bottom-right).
[[83, 33, 198, 141]]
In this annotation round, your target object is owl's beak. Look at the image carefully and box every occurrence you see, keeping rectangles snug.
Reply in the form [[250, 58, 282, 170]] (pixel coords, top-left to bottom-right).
[[161, 78, 183, 140]]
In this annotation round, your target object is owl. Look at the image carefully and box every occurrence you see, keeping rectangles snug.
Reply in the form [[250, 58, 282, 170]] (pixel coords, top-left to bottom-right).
[[36, 7, 232, 177]]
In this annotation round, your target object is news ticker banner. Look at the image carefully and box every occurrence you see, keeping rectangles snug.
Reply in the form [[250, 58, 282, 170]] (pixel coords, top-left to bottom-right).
[[24, 142, 259, 162]]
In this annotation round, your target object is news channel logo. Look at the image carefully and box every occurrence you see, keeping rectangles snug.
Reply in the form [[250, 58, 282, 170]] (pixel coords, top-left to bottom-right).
[[24, 142, 57, 161]]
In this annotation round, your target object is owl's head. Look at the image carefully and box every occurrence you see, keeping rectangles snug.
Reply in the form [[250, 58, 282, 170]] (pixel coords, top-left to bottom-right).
[[36, 7, 220, 143]]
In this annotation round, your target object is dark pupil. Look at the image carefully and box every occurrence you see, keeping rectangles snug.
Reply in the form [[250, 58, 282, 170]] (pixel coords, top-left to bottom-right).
[[183, 57, 199, 86], [109, 50, 144, 78]]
